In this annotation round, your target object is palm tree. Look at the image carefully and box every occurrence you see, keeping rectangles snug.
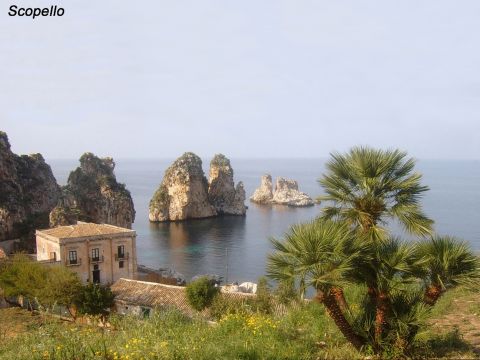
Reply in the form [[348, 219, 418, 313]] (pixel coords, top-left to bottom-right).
[[367, 238, 425, 343], [318, 146, 434, 239], [417, 236, 480, 305], [317, 147, 435, 344], [267, 219, 366, 350]]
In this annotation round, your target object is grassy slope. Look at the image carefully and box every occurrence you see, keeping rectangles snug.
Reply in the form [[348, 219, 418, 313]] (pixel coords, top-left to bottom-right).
[[0, 288, 479, 360]]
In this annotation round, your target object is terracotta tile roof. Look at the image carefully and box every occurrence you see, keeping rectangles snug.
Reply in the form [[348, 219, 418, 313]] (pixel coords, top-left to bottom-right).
[[111, 278, 197, 316], [37, 222, 134, 239], [111, 278, 256, 317]]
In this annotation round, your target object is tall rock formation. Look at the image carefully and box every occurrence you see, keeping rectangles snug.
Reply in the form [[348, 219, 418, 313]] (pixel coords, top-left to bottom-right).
[[249, 174, 274, 204], [208, 154, 246, 215], [49, 153, 135, 228], [250, 174, 314, 207], [149, 152, 217, 222], [0, 131, 60, 243]]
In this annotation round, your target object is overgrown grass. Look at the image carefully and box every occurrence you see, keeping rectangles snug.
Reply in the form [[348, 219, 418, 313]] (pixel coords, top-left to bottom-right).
[[1, 286, 478, 359], [0, 303, 358, 360]]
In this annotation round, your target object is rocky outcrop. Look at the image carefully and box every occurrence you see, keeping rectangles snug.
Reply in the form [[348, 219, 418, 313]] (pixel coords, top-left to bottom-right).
[[272, 178, 314, 206], [149, 152, 216, 222], [49, 153, 135, 228], [149, 153, 246, 222], [249, 174, 274, 203], [208, 154, 246, 215], [250, 174, 314, 207], [0, 131, 61, 242]]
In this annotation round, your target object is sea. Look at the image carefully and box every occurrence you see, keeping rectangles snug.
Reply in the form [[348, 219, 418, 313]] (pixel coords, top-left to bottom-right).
[[49, 158, 480, 284]]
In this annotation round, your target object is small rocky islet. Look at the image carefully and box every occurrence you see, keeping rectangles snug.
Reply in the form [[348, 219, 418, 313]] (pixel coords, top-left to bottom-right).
[[148, 153, 246, 222], [250, 174, 314, 207]]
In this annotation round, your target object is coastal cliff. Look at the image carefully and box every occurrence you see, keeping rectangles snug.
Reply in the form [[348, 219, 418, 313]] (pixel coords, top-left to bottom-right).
[[250, 174, 314, 207], [49, 153, 135, 228], [149, 153, 246, 222], [0, 131, 60, 243], [208, 154, 246, 215]]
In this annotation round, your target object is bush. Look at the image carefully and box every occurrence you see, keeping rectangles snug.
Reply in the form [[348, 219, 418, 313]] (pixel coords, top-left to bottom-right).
[[186, 277, 219, 311], [209, 295, 254, 320], [0, 254, 81, 312], [252, 276, 272, 314], [275, 279, 299, 305], [75, 283, 114, 317]]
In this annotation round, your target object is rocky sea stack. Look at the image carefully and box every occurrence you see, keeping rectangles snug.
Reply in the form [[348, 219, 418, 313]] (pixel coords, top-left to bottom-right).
[[49, 153, 135, 228], [250, 174, 314, 207], [0, 131, 60, 243], [208, 154, 246, 215], [149, 153, 246, 222]]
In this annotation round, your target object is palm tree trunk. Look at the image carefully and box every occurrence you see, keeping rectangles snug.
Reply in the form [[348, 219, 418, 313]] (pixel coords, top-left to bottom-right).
[[316, 290, 365, 351], [424, 284, 444, 306], [331, 287, 348, 312], [374, 292, 389, 343]]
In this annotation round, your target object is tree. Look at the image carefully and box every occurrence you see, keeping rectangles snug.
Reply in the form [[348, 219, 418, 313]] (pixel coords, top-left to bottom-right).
[[0, 254, 47, 310], [253, 276, 273, 314], [41, 266, 82, 318], [268, 219, 367, 350], [268, 147, 480, 355], [0, 254, 82, 314], [418, 236, 480, 305], [186, 276, 219, 311], [318, 146, 435, 349], [318, 146, 433, 239], [75, 283, 115, 318]]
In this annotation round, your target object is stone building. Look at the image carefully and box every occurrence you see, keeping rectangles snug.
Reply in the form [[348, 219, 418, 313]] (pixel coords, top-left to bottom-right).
[[111, 278, 256, 318], [36, 222, 137, 285]]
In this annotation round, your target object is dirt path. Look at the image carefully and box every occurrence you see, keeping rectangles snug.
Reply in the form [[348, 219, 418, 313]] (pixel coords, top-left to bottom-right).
[[430, 296, 480, 355]]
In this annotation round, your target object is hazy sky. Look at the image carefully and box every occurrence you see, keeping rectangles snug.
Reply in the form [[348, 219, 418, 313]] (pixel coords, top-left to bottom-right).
[[1, 1, 480, 160]]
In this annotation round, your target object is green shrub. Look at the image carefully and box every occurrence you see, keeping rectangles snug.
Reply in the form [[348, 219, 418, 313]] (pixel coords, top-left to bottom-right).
[[186, 277, 219, 311], [75, 283, 114, 317], [252, 276, 272, 314], [209, 295, 253, 320]]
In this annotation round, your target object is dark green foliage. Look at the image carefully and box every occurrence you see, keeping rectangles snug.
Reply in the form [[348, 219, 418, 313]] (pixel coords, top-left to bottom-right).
[[318, 146, 434, 238], [149, 184, 169, 208], [274, 279, 299, 305], [210, 154, 231, 168], [268, 147, 480, 356], [252, 277, 273, 314], [209, 295, 253, 320], [186, 276, 219, 311], [0, 254, 82, 310], [75, 283, 115, 316]]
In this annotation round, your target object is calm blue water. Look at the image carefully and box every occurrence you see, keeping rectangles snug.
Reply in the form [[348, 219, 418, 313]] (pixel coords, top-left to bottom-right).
[[49, 158, 480, 283]]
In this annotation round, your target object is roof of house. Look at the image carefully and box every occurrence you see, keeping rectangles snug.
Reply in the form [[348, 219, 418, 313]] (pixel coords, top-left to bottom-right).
[[111, 278, 256, 317], [111, 278, 196, 316], [37, 222, 135, 239]]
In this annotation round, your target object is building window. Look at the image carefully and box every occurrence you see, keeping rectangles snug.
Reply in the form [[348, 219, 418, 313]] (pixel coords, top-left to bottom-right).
[[119, 260, 124, 269], [141, 307, 151, 318], [50, 252, 57, 261], [68, 250, 77, 264], [117, 245, 125, 259], [91, 248, 100, 261]]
